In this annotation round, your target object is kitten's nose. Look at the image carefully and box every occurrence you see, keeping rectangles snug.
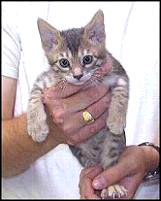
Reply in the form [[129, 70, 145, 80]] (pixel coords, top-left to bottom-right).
[[73, 74, 83, 80]]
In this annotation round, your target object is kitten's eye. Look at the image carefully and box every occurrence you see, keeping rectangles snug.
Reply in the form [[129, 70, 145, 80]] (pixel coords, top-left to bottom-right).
[[59, 58, 70, 68], [83, 55, 93, 65]]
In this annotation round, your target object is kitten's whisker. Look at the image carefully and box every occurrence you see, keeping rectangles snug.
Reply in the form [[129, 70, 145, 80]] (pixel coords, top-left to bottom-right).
[[91, 74, 103, 83], [60, 79, 68, 96], [89, 75, 102, 87]]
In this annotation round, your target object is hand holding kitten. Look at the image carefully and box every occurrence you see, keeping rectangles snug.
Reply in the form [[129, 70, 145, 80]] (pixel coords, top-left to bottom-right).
[[79, 145, 158, 199], [42, 63, 111, 145]]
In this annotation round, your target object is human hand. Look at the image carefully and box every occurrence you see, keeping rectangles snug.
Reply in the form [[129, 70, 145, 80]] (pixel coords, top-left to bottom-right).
[[42, 62, 112, 145], [79, 145, 159, 199]]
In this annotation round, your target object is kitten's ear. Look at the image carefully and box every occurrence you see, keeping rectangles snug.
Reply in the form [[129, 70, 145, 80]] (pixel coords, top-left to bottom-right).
[[84, 10, 105, 45], [37, 18, 62, 52]]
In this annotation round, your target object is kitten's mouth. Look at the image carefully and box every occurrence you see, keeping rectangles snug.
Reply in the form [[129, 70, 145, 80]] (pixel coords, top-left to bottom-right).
[[66, 73, 92, 85]]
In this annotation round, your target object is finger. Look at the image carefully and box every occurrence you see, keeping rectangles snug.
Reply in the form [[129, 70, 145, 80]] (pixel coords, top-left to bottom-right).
[[101, 57, 113, 75], [63, 94, 110, 134], [95, 57, 112, 77], [80, 93, 110, 120], [68, 111, 107, 145], [119, 173, 145, 199], [47, 81, 83, 99], [80, 166, 103, 199], [64, 84, 108, 113], [80, 166, 99, 179], [92, 158, 134, 190], [80, 166, 103, 180], [80, 184, 101, 199]]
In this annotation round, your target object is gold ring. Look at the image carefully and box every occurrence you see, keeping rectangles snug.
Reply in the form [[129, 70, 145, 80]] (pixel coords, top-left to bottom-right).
[[82, 111, 95, 124]]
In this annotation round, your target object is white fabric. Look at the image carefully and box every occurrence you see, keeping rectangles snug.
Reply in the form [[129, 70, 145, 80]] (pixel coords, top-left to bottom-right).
[[2, 2, 159, 199]]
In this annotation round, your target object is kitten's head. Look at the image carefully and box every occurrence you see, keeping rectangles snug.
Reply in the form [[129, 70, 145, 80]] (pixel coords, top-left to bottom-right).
[[38, 10, 106, 85]]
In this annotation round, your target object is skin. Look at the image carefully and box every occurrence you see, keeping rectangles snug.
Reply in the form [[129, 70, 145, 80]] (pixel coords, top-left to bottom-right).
[[79, 145, 159, 199], [2, 63, 111, 177], [43, 82, 110, 145]]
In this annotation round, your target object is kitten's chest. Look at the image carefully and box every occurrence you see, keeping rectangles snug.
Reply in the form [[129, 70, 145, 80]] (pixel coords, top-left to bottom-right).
[[69, 128, 107, 167]]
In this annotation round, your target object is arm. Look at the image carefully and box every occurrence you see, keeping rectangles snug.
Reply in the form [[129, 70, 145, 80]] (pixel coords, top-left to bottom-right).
[[2, 76, 60, 177]]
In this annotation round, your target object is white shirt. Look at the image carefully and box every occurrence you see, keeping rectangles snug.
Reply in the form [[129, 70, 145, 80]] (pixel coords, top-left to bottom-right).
[[2, 2, 159, 199]]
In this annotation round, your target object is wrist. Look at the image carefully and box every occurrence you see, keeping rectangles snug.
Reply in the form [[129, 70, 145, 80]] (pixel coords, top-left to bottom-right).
[[138, 143, 159, 181]]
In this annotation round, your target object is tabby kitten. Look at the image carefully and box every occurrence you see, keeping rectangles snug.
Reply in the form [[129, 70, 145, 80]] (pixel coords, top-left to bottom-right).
[[27, 10, 129, 199]]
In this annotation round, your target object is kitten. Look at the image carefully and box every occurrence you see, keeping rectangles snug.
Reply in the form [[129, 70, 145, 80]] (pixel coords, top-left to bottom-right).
[[27, 10, 129, 199]]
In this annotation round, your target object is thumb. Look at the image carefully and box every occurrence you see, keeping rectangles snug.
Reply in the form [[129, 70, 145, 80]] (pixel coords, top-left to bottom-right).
[[92, 161, 131, 190], [120, 173, 145, 199]]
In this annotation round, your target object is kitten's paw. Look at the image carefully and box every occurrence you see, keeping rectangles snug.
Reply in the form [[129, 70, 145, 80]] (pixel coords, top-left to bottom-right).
[[27, 121, 49, 143], [101, 184, 128, 199]]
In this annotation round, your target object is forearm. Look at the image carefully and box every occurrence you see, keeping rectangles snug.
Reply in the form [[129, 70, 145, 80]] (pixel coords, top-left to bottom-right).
[[2, 113, 60, 177]]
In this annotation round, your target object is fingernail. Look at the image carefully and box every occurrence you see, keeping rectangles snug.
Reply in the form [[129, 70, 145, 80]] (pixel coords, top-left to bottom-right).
[[93, 177, 107, 190]]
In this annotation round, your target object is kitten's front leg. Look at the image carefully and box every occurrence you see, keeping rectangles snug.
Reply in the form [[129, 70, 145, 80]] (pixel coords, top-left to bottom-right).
[[27, 89, 49, 142], [105, 77, 129, 135], [100, 131, 127, 199]]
